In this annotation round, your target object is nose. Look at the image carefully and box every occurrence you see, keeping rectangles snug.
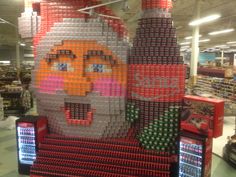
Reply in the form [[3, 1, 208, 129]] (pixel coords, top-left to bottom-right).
[[64, 76, 92, 96]]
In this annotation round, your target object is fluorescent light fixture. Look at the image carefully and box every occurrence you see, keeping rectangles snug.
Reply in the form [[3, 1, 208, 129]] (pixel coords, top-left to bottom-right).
[[225, 49, 236, 53], [209, 28, 234, 35], [222, 46, 230, 49], [185, 35, 202, 40], [199, 39, 210, 43], [180, 42, 191, 45], [189, 14, 221, 26], [20, 43, 26, 46], [181, 46, 190, 48], [0, 61, 10, 64], [215, 45, 227, 48], [215, 45, 230, 49], [227, 41, 236, 44], [0, 18, 6, 23]]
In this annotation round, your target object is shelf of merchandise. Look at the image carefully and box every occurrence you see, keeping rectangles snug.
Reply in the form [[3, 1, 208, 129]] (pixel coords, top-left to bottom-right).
[[196, 76, 236, 101]]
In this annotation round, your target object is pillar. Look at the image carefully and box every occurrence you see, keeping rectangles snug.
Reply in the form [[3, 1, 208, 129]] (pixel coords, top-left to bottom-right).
[[190, 0, 201, 85], [15, 33, 21, 80]]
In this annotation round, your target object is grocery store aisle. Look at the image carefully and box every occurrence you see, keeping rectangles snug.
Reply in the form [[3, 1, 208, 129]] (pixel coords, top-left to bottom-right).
[[0, 127, 236, 177]]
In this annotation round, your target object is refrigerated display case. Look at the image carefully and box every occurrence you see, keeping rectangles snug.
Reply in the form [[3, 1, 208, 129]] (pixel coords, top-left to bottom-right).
[[179, 131, 213, 177], [16, 116, 48, 175]]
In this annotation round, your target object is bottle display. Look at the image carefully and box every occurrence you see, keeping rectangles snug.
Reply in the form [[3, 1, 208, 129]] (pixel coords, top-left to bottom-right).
[[179, 138, 203, 177], [17, 123, 36, 165], [128, 0, 185, 154]]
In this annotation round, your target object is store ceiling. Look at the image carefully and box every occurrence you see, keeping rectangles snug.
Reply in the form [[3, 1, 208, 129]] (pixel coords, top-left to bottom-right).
[[0, 0, 236, 52], [0, 0, 23, 47]]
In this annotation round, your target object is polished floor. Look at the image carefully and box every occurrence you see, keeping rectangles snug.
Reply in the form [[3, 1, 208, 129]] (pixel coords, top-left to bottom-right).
[[0, 126, 235, 177]]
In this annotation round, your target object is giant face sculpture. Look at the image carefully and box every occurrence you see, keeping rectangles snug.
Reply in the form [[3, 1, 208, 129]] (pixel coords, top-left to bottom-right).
[[29, 1, 186, 176], [32, 18, 130, 138]]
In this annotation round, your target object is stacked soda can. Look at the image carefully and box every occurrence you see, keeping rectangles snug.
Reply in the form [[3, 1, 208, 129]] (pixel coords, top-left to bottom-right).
[[18, 0, 41, 39], [128, 0, 185, 154], [28, 0, 185, 176]]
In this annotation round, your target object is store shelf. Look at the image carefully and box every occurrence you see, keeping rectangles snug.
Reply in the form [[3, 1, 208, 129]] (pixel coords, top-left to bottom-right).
[[179, 172, 196, 177], [180, 150, 202, 158], [196, 76, 236, 102], [180, 161, 202, 169]]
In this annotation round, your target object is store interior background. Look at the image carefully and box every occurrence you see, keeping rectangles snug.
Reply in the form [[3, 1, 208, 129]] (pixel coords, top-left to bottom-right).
[[0, 0, 236, 176]]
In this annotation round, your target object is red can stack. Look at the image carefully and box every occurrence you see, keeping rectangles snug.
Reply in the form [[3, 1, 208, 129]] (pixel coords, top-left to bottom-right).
[[127, 0, 185, 162]]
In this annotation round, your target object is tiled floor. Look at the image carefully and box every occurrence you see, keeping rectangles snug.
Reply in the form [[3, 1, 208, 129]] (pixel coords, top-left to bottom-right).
[[0, 126, 236, 177]]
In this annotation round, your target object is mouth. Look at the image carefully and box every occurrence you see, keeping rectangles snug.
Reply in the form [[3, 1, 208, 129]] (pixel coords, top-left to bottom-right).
[[63, 102, 93, 126]]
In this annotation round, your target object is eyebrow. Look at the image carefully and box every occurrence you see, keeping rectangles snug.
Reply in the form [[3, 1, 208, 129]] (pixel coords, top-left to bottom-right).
[[83, 50, 116, 66], [45, 50, 116, 66], [45, 50, 76, 63]]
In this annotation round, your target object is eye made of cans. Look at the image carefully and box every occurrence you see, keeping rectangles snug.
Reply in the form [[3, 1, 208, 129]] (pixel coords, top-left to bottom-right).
[[51, 62, 112, 73], [51, 62, 74, 72], [86, 64, 112, 73]]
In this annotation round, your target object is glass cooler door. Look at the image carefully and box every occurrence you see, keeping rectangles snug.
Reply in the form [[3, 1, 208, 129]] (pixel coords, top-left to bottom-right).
[[17, 122, 36, 165], [179, 136, 204, 177]]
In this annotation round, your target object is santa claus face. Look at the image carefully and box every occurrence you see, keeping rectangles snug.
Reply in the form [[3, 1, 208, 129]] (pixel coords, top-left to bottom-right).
[[33, 40, 129, 138]]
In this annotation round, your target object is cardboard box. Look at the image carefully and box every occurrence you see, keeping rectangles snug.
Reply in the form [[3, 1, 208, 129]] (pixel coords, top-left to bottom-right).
[[182, 95, 224, 138]]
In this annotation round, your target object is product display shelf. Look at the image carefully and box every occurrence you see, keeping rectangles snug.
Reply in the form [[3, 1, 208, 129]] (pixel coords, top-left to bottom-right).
[[196, 76, 236, 101], [197, 67, 225, 78], [193, 76, 236, 116]]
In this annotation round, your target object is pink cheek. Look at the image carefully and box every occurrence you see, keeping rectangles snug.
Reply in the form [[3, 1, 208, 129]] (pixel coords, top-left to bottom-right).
[[93, 78, 126, 97], [39, 76, 64, 94]]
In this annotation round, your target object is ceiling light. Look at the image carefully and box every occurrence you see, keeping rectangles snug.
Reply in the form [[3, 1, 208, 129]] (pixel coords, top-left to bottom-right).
[[0, 18, 6, 23], [180, 42, 191, 45], [181, 46, 190, 48], [199, 39, 210, 43], [215, 45, 227, 48], [0, 61, 10, 64], [189, 14, 221, 26], [227, 41, 236, 44], [225, 49, 236, 53], [20, 43, 26, 46], [209, 28, 235, 35], [215, 45, 230, 49], [222, 46, 230, 49], [185, 35, 202, 40]]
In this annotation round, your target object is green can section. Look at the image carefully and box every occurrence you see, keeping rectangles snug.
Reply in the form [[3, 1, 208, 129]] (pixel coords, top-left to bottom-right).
[[138, 106, 180, 154], [126, 103, 140, 123]]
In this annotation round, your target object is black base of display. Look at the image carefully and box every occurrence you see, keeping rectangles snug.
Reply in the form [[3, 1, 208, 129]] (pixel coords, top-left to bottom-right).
[[18, 164, 31, 175]]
